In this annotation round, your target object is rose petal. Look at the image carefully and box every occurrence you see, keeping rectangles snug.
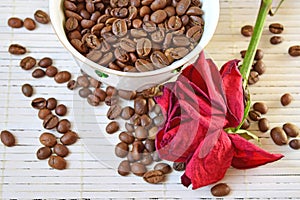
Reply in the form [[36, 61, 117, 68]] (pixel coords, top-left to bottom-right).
[[228, 134, 284, 169], [183, 131, 234, 189]]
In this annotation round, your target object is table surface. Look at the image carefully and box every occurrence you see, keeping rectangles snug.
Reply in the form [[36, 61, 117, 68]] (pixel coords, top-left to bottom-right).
[[0, 0, 300, 199]]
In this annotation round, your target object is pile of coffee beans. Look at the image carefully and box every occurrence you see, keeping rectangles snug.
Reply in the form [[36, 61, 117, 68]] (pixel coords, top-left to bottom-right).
[[30, 96, 78, 170], [63, 0, 204, 72]]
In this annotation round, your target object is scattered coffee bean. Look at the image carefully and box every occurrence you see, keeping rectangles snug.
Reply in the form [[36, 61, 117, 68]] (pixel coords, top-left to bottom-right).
[[55, 104, 67, 116], [8, 44, 26, 55], [173, 162, 186, 171], [143, 170, 165, 184], [121, 106, 135, 120], [253, 60, 266, 75], [38, 57, 53, 68], [211, 183, 231, 197], [119, 131, 135, 144], [248, 70, 259, 85], [53, 144, 69, 157], [125, 122, 135, 133], [39, 132, 57, 147], [270, 36, 283, 45], [118, 160, 131, 176], [32, 68, 46, 78], [54, 71, 72, 83], [241, 25, 253, 37], [141, 153, 154, 165], [107, 104, 122, 120], [241, 118, 250, 130], [153, 115, 165, 126], [56, 119, 71, 133], [34, 10, 50, 24], [118, 90, 137, 100], [288, 45, 300, 57], [79, 87, 92, 98], [258, 118, 270, 132], [253, 102, 268, 114], [48, 155, 67, 170], [46, 97, 57, 110], [270, 127, 288, 145], [31, 97, 47, 109], [67, 80, 77, 90], [134, 97, 148, 115], [115, 142, 129, 158], [45, 66, 58, 77], [248, 110, 261, 121], [280, 93, 293, 106], [0, 130, 16, 147], [289, 139, 300, 150], [21, 83, 33, 97], [36, 146, 52, 160], [60, 130, 78, 145], [38, 108, 52, 120], [283, 123, 299, 137], [20, 56, 36, 70], [87, 94, 100, 106], [23, 18, 36, 30], [148, 126, 158, 140], [135, 126, 148, 141], [77, 75, 90, 88], [93, 88, 107, 101], [8, 17, 23, 28], [154, 163, 172, 174], [106, 86, 118, 96], [269, 23, 284, 34], [131, 162, 147, 176], [106, 121, 119, 134], [43, 114, 59, 130], [144, 138, 156, 152]]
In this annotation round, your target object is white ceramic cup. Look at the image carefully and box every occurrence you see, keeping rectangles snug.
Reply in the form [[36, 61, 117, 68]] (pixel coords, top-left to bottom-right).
[[49, 0, 219, 91]]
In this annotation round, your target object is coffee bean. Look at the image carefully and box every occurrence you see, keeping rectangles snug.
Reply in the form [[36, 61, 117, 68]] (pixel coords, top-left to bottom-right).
[[166, 47, 189, 59], [0, 130, 15, 147], [38, 57, 53, 68], [153, 115, 165, 126], [31, 97, 47, 109], [154, 163, 172, 174], [39, 132, 57, 147], [9, 44, 27, 55], [248, 70, 259, 85], [270, 127, 288, 145], [143, 170, 165, 184], [118, 160, 131, 176], [164, 6, 176, 17], [21, 83, 33, 97], [248, 110, 261, 121], [105, 95, 119, 106], [107, 104, 122, 120], [147, 98, 156, 112], [86, 94, 100, 106], [211, 183, 231, 197], [119, 131, 135, 144], [106, 86, 118, 96], [67, 80, 77, 90], [186, 25, 202, 42], [55, 104, 67, 116], [253, 102, 268, 114], [258, 118, 269, 132], [79, 88, 92, 98], [289, 139, 300, 150], [173, 162, 185, 171], [45, 66, 58, 77], [176, 0, 191, 15], [280, 93, 293, 106], [241, 118, 250, 130], [54, 71, 72, 83], [151, 0, 167, 11], [64, 0, 77, 11], [150, 10, 167, 24], [65, 17, 79, 31], [186, 6, 203, 15], [148, 126, 158, 140], [89, 78, 101, 88], [131, 162, 147, 176], [118, 89, 136, 100], [120, 106, 135, 120], [283, 123, 299, 137], [135, 59, 154, 72], [23, 18, 36, 30], [136, 38, 152, 57], [167, 16, 182, 30], [135, 126, 148, 141], [288, 45, 300, 57], [269, 23, 284, 34], [144, 139, 155, 152], [106, 121, 120, 134], [253, 60, 266, 75], [43, 114, 59, 130], [32, 68, 46, 78], [19, 56, 36, 70], [120, 38, 136, 53], [112, 19, 127, 37], [46, 98, 57, 110], [48, 155, 67, 170], [98, 52, 114, 66], [125, 122, 135, 132], [56, 119, 71, 134], [270, 36, 283, 45], [71, 39, 88, 54], [60, 130, 78, 145], [38, 108, 52, 120], [53, 144, 69, 157], [134, 97, 148, 115], [36, 146, 52, 160], [115, 142, 129, 158], [150, 51, 170, 69], [92, 88, 106, 102], [8, 17, 23, 28], [34, 10, 50, 24], [241, 25, 253, 37]]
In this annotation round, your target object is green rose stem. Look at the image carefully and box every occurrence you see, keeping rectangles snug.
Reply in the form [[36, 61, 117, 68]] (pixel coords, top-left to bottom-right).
[[240, 0, 273, 89]]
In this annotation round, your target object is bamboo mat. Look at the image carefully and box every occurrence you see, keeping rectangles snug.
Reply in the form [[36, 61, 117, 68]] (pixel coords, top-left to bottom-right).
[[0, 0, 300, 199]]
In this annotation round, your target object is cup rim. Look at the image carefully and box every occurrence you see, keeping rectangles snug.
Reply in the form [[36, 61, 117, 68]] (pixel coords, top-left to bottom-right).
[[49, 0, 220, 78]]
